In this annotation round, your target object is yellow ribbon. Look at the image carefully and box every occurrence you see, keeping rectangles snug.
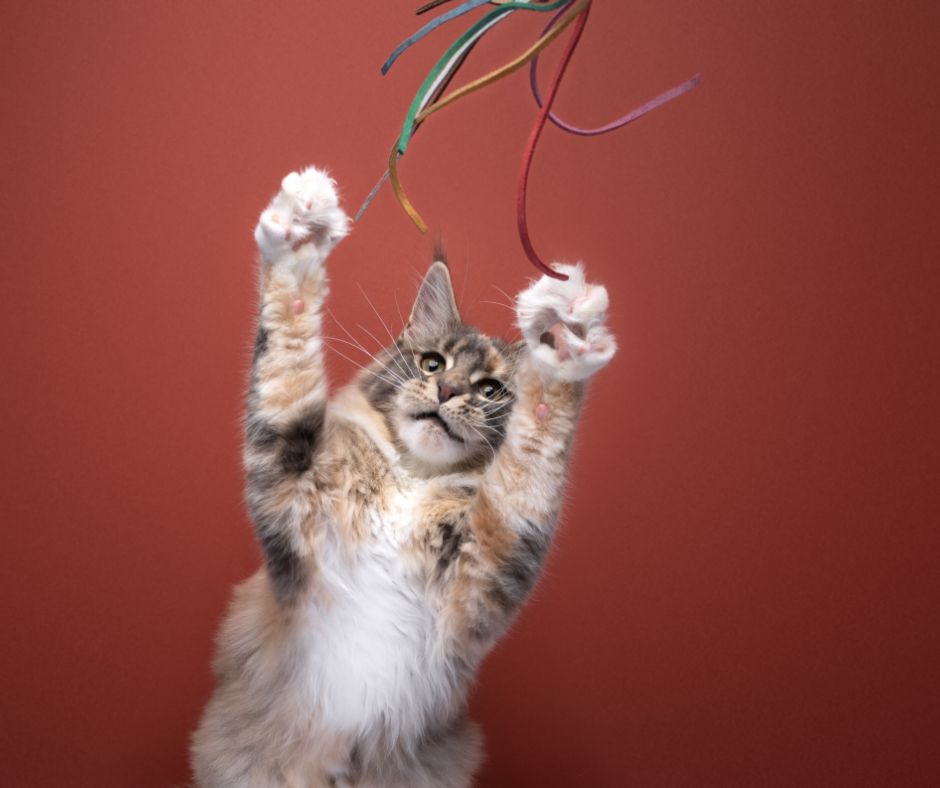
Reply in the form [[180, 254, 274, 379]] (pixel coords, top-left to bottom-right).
[[416, 0, 589, 125]]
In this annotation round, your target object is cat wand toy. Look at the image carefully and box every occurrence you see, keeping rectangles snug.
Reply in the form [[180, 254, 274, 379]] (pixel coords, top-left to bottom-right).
[[356, 0, 700, 280]]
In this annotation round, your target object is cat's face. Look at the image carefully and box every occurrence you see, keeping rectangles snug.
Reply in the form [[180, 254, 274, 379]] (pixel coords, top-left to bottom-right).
[[361, 262, 518, 471], [393, 324, 517, 469]]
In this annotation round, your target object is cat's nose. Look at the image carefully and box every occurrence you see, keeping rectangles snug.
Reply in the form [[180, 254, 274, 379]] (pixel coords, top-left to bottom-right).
[[437, 381, 461, 403]]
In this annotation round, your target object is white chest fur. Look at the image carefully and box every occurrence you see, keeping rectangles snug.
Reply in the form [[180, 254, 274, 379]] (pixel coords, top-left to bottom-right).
[[294, 482, 458, 742]]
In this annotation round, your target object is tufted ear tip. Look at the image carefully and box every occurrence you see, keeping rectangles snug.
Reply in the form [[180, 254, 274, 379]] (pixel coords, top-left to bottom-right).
[[426, 259, 451, 278]]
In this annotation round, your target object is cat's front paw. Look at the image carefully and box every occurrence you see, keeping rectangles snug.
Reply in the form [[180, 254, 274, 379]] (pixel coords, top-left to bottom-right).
[[254, 166, 349, 275], [516, 264, 617, 382]]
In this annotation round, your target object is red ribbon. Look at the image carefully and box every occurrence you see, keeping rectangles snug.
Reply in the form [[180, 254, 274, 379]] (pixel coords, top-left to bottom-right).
[[517, 0, 592, 280]]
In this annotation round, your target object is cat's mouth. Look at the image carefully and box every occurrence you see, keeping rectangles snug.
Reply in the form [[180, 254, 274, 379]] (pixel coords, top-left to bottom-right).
[[413, 411, 465, 443]]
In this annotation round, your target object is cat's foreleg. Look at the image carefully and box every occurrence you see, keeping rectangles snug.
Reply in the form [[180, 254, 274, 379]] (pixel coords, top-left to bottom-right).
[[451, 264, 616, 638], [244, 167, 349, 602]]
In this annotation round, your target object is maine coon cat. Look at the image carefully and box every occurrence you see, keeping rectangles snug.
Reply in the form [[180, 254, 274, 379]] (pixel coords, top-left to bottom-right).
[[191, 166, 616, 787]]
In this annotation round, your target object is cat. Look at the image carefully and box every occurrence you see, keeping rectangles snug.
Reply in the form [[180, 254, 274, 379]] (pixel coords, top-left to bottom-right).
[[190, 166, 616, 788]]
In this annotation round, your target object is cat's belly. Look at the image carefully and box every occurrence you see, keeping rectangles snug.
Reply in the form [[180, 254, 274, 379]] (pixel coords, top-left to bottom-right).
[[294, 537, 458, 738]]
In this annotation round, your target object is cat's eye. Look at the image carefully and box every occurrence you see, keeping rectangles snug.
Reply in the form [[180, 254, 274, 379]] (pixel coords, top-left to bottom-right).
[[419, 352, 445, 374], [477, 379, 503, 399]]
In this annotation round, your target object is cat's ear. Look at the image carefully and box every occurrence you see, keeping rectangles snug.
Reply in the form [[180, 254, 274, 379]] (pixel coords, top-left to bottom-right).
[[403, 261, 460, 339]]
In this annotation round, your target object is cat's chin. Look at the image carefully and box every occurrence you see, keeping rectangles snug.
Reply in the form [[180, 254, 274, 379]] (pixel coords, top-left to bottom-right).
[[396, 414, 472, 471]]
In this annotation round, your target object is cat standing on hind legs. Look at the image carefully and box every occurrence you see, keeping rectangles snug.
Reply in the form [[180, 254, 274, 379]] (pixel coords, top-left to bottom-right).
[[190, 165, 616, 788]]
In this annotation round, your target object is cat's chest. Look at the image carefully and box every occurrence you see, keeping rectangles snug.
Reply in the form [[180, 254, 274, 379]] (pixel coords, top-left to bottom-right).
[[297, 480, 461, 735], [363, 476, 427, 545]]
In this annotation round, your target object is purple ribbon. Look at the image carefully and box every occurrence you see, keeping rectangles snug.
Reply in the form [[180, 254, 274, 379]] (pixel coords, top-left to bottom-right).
[[530, 7, 700, 136]]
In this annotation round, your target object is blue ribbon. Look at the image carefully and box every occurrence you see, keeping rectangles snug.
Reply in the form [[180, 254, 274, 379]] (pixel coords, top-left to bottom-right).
[[381, 0, 492, 75]]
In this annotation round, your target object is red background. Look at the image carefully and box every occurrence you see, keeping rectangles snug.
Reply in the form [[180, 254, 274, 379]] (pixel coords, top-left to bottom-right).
[[1, 2, 938, 786]]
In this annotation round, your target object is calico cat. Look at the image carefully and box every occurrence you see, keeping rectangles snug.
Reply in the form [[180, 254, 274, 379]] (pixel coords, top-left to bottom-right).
[[191, 166, 616, 787]]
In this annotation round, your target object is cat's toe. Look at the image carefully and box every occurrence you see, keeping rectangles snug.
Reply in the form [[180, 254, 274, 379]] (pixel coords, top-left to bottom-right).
[[254, 209, 291, 262], [281, 170, 303, 197]]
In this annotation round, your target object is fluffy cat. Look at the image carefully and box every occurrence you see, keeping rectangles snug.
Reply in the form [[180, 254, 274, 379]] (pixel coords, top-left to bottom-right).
[[191, 166, 616, 787]]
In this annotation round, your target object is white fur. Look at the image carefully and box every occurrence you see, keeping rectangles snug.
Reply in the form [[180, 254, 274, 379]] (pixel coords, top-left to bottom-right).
[[195, 471, 479, 787], [394, 412, 471, 469], [299, 479, 462, 742], [516, 263, 617, 381], [254, 167, 349, 277]]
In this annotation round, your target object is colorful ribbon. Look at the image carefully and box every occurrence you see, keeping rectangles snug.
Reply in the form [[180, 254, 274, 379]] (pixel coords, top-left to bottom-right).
[[517, 0, 591, 279], [381, 0, 492, 76], [388, 0, 586, 233], [358, 1, 565, 223], [530, 5, 701, 137], [356, 0, 699, 279], [397, 0, 571, 155]]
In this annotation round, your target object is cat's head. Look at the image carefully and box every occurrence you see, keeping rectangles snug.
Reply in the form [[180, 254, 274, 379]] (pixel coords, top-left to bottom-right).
[[359, 261, 519, 473]]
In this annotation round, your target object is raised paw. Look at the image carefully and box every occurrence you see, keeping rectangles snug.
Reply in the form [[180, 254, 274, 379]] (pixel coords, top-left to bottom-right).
[[254, 166, 349, 275], [515, 263, 617, 382]]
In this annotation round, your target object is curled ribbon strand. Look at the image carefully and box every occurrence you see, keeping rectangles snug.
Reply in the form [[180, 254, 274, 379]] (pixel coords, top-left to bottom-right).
[[356, 0, 700, 278], [530, 5, 700, 137], [517, 0, 591, 279], [389, 0, 586, 234], [382, 0, 492, 76]]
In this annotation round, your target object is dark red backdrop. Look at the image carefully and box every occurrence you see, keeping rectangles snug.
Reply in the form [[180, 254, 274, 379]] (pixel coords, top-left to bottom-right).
[[1, 1, 938, 786]]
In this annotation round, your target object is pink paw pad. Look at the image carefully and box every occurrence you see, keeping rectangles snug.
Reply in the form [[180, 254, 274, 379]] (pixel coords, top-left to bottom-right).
[[291, 299, 304, 315], [535, 403, 551, 422]]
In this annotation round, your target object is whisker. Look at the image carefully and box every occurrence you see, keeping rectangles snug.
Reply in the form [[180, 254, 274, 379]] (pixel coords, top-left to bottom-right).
[[322, 341, 404, 388], [356, 284, 414, 379], [321, 333, 378, 357], [459, 246, 469, 310], [356, 284, 399, 343], [355, 321, 411, 382], [321, 337, 404, 388], [321, 335, 408, 385], [321, 319, 407, 383], [491, 285, 524, 339], [479, 299, 515, 312], [463, 420, 497, 460], [393, 291, 406, 331], [485, 397, 516, 417], [325, 308, 407, 383], [493, 284, 518, 307], [326, 307, 366, 349]]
